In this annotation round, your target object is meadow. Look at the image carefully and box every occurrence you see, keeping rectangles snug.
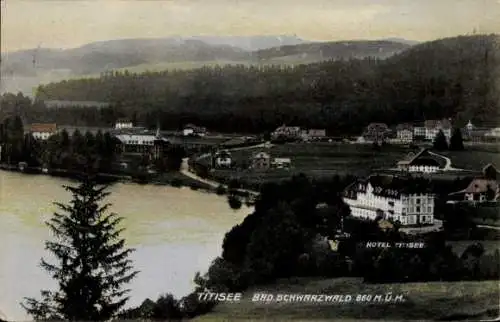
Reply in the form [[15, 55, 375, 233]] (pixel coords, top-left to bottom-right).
[[441, 145, 500, 170], [207, 143, 413, 186], [195, 277, 499, 321]]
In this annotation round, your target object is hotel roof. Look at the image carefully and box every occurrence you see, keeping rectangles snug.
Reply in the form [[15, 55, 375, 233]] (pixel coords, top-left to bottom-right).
[[345, 174, 433, 198]]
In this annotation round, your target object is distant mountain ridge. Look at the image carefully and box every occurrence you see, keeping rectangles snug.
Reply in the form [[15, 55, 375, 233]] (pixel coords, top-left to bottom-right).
[[381, 37, 420, 45], [254, 40, 412, 62], [1, 35, 417, 94]]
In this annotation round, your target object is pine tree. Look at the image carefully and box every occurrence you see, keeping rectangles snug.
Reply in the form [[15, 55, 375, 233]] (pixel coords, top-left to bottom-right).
[[433, 130, 448, 151], [22, 176, 139, 321], [449, 128, 465, 150]]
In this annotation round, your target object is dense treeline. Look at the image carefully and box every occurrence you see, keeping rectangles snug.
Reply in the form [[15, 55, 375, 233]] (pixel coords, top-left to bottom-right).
[[0, 115, 184, 177], [197, 175, 499, 292], [0, 115, 121, 172], [122, 174, 500, 319], [27, 34, 500, 134]]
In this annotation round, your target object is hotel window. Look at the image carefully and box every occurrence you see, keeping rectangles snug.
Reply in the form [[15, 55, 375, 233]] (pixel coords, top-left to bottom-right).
[[416, 206, 421, 212], [416, 199, 421, 204], [427, 206, 432, 213]]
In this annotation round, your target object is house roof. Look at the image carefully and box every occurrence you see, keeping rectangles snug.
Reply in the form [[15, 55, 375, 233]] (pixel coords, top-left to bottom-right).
[[275, 125, 301, 131], [215, 150, 232, 158], [30, 123, 57, 133], [483, 164, 498, 174], [424, 119, 452, 129], [116, 118, 132, 123], [308, 129, 326, 134], [397, 149, 442, 167], [253, 151, 270, 159], [366, 123, 389, 130], [449, 178, 499, 195], [396, 123, 414, 131]]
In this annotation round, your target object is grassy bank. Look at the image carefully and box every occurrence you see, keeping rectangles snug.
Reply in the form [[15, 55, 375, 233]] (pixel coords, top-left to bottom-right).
[[151, 171, 215, 191], [0, 164, 215, 192], [195, 278, 499, 321]]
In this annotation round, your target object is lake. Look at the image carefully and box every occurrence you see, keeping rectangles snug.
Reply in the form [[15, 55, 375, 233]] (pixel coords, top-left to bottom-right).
[[0, 170, 251, 321]]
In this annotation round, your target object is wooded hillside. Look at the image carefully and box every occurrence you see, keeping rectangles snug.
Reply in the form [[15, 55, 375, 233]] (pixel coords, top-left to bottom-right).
[[17, 35, 500, 134]]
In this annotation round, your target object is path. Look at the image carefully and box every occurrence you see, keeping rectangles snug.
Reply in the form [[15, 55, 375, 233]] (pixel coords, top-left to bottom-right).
[[194, 142, 272, 163], [179, 141, 271, 196], [180, 158, 259, 196], [428, 151, 464, 171], [476, 224, 500, 231]]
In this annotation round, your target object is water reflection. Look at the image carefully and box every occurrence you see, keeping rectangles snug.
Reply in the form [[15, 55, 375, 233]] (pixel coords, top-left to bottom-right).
[[0, 170, 251, 320]]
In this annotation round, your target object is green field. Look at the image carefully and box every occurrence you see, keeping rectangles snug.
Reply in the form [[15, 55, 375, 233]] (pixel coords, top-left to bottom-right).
[[441, 146, 500, 170], [208, 143, 411, 185], [195, 277, 499, 321]]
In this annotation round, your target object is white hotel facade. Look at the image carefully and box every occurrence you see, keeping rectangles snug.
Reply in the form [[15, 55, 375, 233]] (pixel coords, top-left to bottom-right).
[[343, 175, 435, 226]]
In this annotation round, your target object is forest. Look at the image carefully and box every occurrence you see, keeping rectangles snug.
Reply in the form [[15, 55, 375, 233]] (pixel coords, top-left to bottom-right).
[[119, 174, 499, 319], [4, 34, 496, 136]]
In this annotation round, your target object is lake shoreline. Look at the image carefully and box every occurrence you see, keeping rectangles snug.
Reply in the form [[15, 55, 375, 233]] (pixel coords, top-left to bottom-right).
[[0, 163, 258, 206], [1, 170, 251, 321], [0, 163, 217, 193]]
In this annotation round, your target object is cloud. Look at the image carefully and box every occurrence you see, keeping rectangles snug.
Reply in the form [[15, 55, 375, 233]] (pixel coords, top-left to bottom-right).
[[1, 0, 498, 52]]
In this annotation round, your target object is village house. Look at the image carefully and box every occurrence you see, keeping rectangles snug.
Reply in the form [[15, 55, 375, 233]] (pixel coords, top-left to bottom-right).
[[413, 119, 452, 141], [114, 127, 170, 160], [213, 150, 232, 168], [271, 124, 302, 140], [485, 127, 500, 140], [301, 129, 327, 141], [468, 129, 490, 143], [362, 123, 390, 142], [396, 149, 444, 173], [250, 151, 271, 170], [29, 123, 58, 140], [182, 124, 207, 137], [115, 119, 134, 129], [448, 178, 499, 204], [271, 157, 292, 169], [396, 123, 414, 143], [462, 121, 500, 143], [343, 174, 435, 226], [448, 164, 499, 204]]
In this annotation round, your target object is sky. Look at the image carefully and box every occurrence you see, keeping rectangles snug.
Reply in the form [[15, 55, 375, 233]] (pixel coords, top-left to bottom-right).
[[1, 0, 499, 52]]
